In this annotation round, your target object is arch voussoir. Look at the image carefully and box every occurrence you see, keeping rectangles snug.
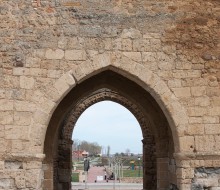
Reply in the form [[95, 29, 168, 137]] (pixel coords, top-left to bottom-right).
[[62, 88, 152, 140]]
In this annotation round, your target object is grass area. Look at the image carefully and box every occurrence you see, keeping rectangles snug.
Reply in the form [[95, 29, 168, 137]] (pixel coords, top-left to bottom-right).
[[123, 169, 143, 177], [72, 173, 79, 182], [75, 165, 84, 170]]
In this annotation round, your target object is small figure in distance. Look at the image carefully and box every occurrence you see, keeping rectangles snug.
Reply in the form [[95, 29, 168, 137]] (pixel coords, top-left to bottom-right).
[[104, 171, 107, 180], [108, 172, 114, 180]]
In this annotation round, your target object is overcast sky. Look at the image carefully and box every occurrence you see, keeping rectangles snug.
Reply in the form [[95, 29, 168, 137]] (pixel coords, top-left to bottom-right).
[[72, 101, 143, 154]]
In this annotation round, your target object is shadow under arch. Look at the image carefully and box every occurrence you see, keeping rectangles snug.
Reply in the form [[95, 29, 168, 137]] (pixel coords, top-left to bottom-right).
[[43, 70, 177, 190]]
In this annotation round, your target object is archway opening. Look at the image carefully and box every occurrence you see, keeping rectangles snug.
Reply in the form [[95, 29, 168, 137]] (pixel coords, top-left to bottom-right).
[[72, 101, 143, 187], [43, 70, 176, 190]]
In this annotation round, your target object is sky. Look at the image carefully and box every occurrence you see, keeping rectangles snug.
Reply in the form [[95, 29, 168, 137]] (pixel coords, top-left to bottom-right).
[[72, 101, 143, 154]]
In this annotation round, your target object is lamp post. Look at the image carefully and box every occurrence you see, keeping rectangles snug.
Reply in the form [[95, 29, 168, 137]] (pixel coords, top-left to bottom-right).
[[138, 156, 141, 177], [83, 156, 90, 189], [77, 144, 80, 162]]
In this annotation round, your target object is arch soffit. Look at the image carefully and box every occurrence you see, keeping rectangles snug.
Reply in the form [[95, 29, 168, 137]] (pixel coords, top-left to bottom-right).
[[37, 53, 189, 152], [62, 88, 153, 140]]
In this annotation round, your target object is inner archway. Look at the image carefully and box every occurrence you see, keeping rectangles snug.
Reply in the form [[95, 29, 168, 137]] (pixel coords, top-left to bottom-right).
[[43, 70, 176, 190], [72, 101, 144, 185], [73, 101, 143, 155]]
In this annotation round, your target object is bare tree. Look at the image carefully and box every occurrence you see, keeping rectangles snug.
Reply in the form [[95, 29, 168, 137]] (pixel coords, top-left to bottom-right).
[[72, 139, 81, 151], [73, 139, 102, 155]]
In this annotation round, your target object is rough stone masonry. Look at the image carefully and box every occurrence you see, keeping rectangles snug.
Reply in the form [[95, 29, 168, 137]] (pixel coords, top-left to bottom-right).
[[0, 0, 219, 189]]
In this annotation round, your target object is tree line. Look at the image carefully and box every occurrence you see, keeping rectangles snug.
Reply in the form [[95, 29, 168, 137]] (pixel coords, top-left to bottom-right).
[[72, 139, 102, 156]]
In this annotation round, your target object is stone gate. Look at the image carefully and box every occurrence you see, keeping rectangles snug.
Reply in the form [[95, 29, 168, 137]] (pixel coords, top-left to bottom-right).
[[0, 0, 219, 189]]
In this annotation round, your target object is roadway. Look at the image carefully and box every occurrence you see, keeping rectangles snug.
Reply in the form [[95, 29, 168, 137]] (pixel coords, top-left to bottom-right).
[[72, 182, 143, 190]]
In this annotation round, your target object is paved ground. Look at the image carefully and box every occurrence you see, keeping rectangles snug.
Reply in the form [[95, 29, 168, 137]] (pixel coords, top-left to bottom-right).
[[72, 166, 142, 190], [87, 166, 107, 183]]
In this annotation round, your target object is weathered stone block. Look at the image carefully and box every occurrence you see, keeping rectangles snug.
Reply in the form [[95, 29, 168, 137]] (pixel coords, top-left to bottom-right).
[[0, 161, 4, 170], [123, 52, 142, 62], [14, 112, 32, 126], [25, 90, 45, 104], [54, 72, 76, 97], [179, 136, 195, 152], [211, 97, 220, 106], [195, 135, 215, 152], [30, 68, 42, 77], [65, 50, 86, 60], [23, 161, 42, 170], [176, 168, 194, 179], [0, 89, 5, 99], [13, 68, 30, 76], [186, 124, 204, 135], [0, 179, 15, 188], [208, 107, 220, 116], [40, 60, 60, 70], [45, 87, 62, 103], [25, 57, 40, 68], [168, 79, 182, 88], [5, 125, 29, 140], [191, 86, 206, 97], [5, 161, 23, 169], [11, 140, 27, 153], [121, 39, 132, 51], [189, 117, 203, 124], [154, 81, 169, 95], [47, 69, 61, 79], [25, 169, 42, 188], [0, 99, 13, 111], [92, 53, 111, 69], [121, 28, 142, 39], [143, 33, 161, 39], [142, 52, 157, 62], [173, 87, 191, 98], [15, 176, 26, 189], [207, 87, 220, 97], [33, 110, 49, 125], [0, 111, 13, 125], [204, 124, 220, 135], [187, 107, 207, 117], [14, 100, 36, 112], [195, 97, 210, 107], [5, 89, 26, 100], [20, 76, 35, 89], [158, 61, 173, 70], [45, 49, 64, 60], [214, 135, 220, 151]]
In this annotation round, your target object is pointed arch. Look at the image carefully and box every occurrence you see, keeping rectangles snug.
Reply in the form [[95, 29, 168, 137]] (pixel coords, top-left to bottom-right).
[[33, 53, 188, 154], [39, 56, 189, 189]]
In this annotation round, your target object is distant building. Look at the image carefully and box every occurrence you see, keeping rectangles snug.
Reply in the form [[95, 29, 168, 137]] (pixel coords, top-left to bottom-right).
[[82, 150, 89, 157], [72, 150, 89, 159], [72, 150, 84, 159]]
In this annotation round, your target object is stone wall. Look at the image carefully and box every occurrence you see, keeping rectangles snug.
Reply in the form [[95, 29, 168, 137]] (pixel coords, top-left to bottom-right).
[[192, 167, 220, 189], [0, 0, 219, 189]]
